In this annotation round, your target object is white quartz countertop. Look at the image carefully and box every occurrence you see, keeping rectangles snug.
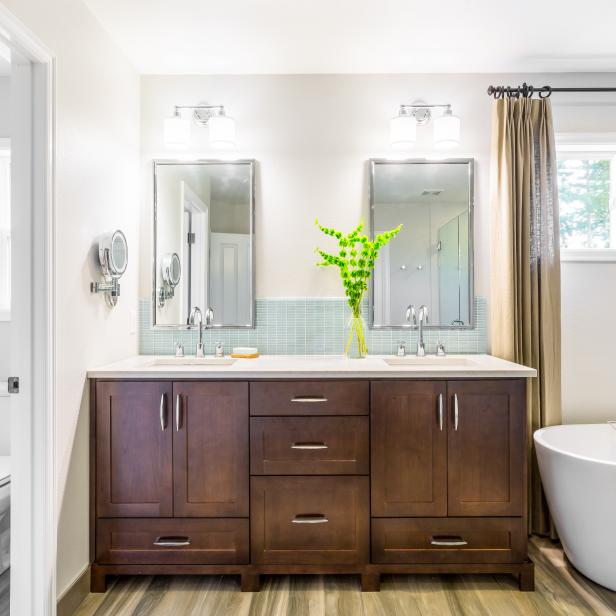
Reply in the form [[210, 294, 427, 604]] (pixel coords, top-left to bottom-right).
[[87, 354, 536, 379]]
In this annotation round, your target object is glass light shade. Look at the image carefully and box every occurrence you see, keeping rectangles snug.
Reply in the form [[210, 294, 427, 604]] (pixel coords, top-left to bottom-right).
[[164, 115, 190, 148], [209, 114, 236, 149], [433, 110, 460, 149], [390, 113, 416, 149]]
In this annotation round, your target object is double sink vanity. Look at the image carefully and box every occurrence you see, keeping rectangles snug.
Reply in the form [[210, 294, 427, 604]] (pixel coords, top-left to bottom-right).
[[88, 354, 536, 593]]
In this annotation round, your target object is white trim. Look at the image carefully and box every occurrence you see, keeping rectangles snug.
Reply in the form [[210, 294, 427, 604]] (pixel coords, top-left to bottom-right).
[[561, 249, 616, 263], [0, 4, 56, 616], [0, 309, 8, 321]]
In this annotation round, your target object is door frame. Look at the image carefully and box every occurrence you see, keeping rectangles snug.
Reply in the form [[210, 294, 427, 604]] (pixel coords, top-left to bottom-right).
[[0, 4, 56, 615]]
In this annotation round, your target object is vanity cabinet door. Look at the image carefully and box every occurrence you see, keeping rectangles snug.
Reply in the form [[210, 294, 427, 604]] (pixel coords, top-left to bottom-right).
[[172, 381, 249, 517], [371, 381, 448, 517], [447, 380, 526, 517], [96, 381, 173, 518]]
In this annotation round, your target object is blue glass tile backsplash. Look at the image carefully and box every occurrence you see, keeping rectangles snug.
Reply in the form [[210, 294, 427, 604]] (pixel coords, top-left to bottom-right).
[[139, 297, 487, 356]]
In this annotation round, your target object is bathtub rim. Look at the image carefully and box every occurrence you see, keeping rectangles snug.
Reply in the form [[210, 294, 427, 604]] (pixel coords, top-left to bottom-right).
[[534, 424, 616, 468]]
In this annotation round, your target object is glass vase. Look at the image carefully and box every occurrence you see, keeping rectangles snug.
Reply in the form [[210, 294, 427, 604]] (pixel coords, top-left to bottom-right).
[[344, 310, 368, 359]]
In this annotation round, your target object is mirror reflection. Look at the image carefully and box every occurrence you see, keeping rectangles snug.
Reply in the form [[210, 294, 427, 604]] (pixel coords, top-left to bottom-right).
[[154, 160, 255, 327], [370, 159, 473, 329]]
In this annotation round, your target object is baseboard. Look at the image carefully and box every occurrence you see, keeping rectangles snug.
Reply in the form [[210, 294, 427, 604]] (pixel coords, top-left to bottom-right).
[[57, 565, 90, 616]]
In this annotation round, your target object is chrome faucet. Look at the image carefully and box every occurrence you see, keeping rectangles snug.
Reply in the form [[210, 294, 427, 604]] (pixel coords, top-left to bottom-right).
[[397, 341, 407, 357], [415, 305, 429, 357], [189, 306, 205, 357]]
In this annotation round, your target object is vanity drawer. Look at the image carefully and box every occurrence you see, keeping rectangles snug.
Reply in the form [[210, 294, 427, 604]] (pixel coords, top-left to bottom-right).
[[371, 517, 526, 564], [250, 381, 369, 416], [96, 518, 249, 565], [251, 476, 369, 564], [250, 416, 369, 475]]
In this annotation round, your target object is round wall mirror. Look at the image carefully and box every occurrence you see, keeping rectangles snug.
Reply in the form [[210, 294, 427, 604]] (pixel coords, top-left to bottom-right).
[[161, 252, 181, 288], [98, 229, 128, 279]]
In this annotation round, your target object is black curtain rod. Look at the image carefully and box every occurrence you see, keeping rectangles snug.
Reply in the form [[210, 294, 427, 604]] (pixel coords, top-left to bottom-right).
[[487, 82, 616, 99]]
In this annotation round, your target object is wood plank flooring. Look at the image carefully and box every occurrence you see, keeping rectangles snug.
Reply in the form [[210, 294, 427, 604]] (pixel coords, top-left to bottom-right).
[[74, 539, 616, 616], [0, 570, 9, 616]]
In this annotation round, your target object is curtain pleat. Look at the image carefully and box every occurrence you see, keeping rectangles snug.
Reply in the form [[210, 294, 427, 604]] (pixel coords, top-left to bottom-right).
[[489, 98, 562, 538]]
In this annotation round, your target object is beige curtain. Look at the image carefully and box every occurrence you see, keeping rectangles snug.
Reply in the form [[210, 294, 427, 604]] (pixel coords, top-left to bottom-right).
[[489, 98, 562, 537]]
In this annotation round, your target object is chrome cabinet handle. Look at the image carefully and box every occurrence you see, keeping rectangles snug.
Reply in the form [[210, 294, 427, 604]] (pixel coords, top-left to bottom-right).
[[153, 536, 191, 547], [175, 394, 182, 431], [438, 393, 444, 431], [291, 396, 328, 403], [160, 393, 167, 431], [454, 393, 459, 431], [292, 514, 329, 524], [430, 536, 468, 547], [291, 442, 328, 450]]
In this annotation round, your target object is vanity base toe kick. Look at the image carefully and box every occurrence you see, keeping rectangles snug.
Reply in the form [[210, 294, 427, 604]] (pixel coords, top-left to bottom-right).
[[90, 378, 534, 593]]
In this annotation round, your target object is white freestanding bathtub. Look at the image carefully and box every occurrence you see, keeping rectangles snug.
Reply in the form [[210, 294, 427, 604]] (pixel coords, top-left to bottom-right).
[[534, 423, 616, 591]]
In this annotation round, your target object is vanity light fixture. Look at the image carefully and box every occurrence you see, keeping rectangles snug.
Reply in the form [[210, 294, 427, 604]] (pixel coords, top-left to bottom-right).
[[390, 103, 460, 149], [163, 104, 236, 149]]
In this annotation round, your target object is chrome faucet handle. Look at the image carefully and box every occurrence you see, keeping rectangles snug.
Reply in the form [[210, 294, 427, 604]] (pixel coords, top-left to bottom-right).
[[397, 341, 406, 357], [436, 341, 446, 357], [215, 342, 224, 358], [175, 342, 184, 358], [405, 304, 416, 325], [205, 306, 214, 327]]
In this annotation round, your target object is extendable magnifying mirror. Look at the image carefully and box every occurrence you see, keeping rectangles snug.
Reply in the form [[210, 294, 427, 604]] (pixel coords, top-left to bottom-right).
[[90, 229, 128, 307]]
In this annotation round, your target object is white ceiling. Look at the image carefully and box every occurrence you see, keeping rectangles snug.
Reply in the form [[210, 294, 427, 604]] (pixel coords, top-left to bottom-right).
[[83, 0, 616, 74]]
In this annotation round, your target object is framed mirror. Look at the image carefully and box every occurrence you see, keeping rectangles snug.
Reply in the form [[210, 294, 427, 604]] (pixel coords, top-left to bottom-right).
[[153, 159, 255, 328], [369, 158, 474, 329]]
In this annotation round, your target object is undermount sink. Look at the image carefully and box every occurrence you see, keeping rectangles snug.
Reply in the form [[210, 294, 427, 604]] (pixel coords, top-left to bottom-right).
[[383, 356, 477, 367], [149, 357, 237, 367]]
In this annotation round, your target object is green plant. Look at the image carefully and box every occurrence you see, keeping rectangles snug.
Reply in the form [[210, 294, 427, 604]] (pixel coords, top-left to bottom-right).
[[315, 219, 402, 356]]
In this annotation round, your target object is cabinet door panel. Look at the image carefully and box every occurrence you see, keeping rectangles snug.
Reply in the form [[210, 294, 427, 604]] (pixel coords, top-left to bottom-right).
[[447, 380, 526, 517], [96, 381, 173, 518], [371, 381, 447, 517], [173, 381, 249, 517]]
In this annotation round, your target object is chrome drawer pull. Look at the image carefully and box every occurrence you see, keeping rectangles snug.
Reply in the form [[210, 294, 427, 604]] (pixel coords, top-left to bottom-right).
[[438, 393, 444, 431], [292, 514, 329, 524], [153, 536, 191, 547], [160, 393, 167, 431], [175, 394, 182, 431], [291, 396, 328, 403], [453, 393, 459, 431], [291, 442, 328, 450], [430, 536, 468, 547]]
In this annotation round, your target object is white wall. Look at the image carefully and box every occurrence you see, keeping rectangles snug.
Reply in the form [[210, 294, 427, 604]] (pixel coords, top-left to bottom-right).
[[2, 0, 141, 598], [0, 77, 10, 456]]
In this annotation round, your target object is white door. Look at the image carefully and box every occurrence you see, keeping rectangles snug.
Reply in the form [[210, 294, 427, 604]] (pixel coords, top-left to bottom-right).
[[209, 233, 251, 326]]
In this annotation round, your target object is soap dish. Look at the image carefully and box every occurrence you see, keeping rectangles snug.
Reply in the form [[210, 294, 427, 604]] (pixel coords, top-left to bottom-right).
[[230, 347, 259, 359]]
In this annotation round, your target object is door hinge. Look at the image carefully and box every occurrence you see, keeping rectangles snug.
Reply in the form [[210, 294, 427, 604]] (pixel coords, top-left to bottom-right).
[[8, 377, 19, 394], [187, 232, 196, 245]]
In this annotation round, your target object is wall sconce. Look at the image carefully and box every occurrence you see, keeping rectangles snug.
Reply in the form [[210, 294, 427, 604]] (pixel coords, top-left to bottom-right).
[[164, 103, 236, 149], [390, 104, 460, 150], [90, 230, 128, 307]]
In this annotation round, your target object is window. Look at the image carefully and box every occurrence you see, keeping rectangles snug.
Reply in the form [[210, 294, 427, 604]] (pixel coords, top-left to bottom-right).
[[557, 139, 616, 260], [0, 139, 10, 320]]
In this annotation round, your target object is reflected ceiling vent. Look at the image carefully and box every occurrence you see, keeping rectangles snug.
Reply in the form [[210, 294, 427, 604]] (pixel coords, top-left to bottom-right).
[[421, 189, 444, 196]]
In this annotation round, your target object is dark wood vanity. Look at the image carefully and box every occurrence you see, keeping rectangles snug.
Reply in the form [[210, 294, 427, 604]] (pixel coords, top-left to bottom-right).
[[89, 377, 534, 593]]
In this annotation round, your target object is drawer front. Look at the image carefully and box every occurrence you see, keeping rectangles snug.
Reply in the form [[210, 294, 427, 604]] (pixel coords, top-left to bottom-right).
[[96, 518, 249, 565], [250, 416, 369, 475], [372, 518, 526, 564], [250, 381, 369, 416], [251, 476, 369, 565]]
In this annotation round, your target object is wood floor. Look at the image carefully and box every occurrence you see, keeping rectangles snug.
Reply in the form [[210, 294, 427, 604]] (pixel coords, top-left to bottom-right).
[[0, 570, 8, 616], [74, 539, 615, 616]]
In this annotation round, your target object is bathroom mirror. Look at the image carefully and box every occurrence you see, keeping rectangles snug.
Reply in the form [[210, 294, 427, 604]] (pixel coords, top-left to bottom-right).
[[153, 160, 255, 327], [369, 158, 474, 329], [90, 229, 128, 307]]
